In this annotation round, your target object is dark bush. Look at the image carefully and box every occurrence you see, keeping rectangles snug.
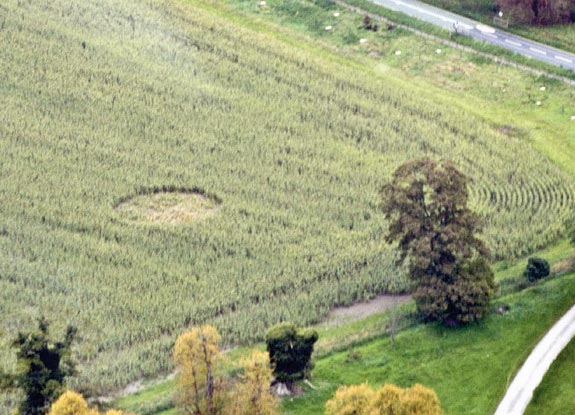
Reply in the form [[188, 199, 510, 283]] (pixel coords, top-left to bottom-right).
[[265, 322, 318, 385], [363, 15, 378, 32], [524, 257, 550, 282]]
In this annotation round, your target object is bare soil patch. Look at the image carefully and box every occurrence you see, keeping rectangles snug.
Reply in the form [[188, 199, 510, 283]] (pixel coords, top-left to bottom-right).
[[552, 255, 575, 276], [324, 294, 411, 326], [115, 191, 220, 225]]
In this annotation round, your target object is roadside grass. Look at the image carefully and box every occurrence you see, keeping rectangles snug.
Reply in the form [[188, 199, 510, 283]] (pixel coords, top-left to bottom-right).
[[327, 0, 575, 80], [525, 336, 575, 415], [112, 242, 575, 414], [412, 0, 575, 54]]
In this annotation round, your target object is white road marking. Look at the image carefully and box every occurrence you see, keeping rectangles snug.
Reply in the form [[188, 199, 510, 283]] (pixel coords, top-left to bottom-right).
[[505, 39, 522, 47], [556, 55, 573, 63], [476, 24, 495, 34], [529, 47, 547, 55]]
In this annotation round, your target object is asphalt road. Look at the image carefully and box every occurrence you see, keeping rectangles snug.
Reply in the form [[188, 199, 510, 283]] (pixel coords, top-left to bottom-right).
[[367, 0, 575, 72], [494, 303, 575, 415]]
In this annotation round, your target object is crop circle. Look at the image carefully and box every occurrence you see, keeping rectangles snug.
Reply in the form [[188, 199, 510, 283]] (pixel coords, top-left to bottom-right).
[[115, 187, 221, 225]]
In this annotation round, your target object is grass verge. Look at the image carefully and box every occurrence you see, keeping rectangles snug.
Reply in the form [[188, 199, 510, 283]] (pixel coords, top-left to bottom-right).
[[336, 0, 575, 81], [525, 336, 575, 415]]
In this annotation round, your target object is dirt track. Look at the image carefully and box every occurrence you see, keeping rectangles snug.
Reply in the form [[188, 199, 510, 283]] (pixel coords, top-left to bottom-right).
[[324, 294, 412, 326]]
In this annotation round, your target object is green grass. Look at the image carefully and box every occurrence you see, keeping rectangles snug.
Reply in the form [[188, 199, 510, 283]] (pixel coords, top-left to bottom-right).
[[1, 0, 575, 406], [496, 238, 575, 294], [112, 379, 176, 415], [283, 271, 575, 415], [526, 337, 575, 415]]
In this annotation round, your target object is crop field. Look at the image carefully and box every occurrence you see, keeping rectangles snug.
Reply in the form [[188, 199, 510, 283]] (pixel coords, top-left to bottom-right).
[[0, 0, 574, 399]]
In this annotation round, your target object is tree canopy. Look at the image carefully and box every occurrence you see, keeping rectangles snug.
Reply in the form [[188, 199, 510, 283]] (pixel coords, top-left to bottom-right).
[[48, 390, 132, 415], [381, 159, 496, 325], [2, 317, 77, 415], [325, 383, 442, 415], [265, 322, 318, 385], [496, 0, 575, 25], [174, 326, 279, 415], [173, 326, 226, 415], [230, 350, 278, 415]]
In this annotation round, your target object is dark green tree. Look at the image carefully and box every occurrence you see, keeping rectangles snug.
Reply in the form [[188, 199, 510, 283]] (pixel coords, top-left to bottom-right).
[[264, 322, 318, 387], [381, 159, 496, 325], [524, 257, 550, 282], [1, 317, 77, 415]]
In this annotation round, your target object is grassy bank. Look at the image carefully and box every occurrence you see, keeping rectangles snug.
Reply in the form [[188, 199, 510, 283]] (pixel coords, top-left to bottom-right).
[[283, 271, 575, 415], [526, 337, 575, 415]]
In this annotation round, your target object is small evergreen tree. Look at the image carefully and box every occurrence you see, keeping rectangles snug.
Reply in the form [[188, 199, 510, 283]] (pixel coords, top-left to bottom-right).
[[524, 257, 550, 282], [264, 323, 318, 386], [2, 317, 77, 415]]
